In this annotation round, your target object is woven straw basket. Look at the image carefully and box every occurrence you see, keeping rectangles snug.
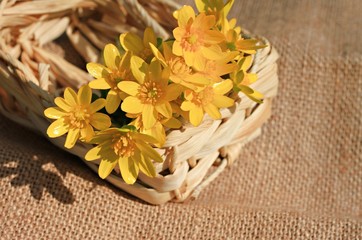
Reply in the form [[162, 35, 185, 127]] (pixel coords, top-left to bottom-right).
[[0, 0, 279, 204]]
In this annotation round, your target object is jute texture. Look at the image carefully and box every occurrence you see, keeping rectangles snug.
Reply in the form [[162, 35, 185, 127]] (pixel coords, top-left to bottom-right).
[[1, 0, 361, 239]]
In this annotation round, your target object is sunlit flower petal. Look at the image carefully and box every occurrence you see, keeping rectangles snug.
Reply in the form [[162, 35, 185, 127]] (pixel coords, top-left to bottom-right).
[[44, 107, 67, 119], [138, 155, 156, 177], [204, 103, 221, 119], [85, 146, 102, 161], [105, 90, 121, 114], [89, 98, 106, 113], [64, 88, 78, 106], [86, 62, 110, 79], [80, 124, 95, 142], [119, 157, 139, 184], [142, 104, 156, 129], [54, 97, 71, 112], [47, 118, 68, 137], [103, 44, 120, 70], [78, 85, 92, 105], [99, 159, 118, 179], [88, 78, 110, 90], [117, 81, 140, 96], [90, 113, 111, 130], [64, 128, 80, 149], [121, 96, 143, 114], [189, 106, 204, 126]]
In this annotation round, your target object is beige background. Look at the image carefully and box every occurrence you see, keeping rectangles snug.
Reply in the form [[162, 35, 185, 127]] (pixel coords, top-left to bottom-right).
[[1, 0, 362, 239]]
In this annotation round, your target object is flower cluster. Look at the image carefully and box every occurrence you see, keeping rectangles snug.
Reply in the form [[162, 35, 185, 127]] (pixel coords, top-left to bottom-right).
[[44, 0, 265, 184]]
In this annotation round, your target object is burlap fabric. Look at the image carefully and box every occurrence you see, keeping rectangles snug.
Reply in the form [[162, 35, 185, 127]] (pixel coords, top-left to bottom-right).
[[1, 0, 361, 239]]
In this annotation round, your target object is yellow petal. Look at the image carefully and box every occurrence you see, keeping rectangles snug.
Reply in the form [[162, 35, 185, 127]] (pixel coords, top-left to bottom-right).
[[85, 145, 102, 161], [142, 123, 165, 147], [183, 51, 194, 67], [148, 60, 162, 81], [105, 90, 121, 114], [64, 88, 78, 106], [88, 78, 110, 90], [204, 30, 225, 44], [80, 124, 95, 142], [149, 43, 166, 65], [99, 159, 117, 179], [119, 157, 139, 184], [89, 98, 106, 113], [164, 83, 182, 101], [189, 106, 204, 126], [201, 45, 224, 60], [135, 141, 163, 163], [103, 44, 120, 70], [138, 155, 156, 177], [185, 74, 210, 85], [120, 32, 143, 54], [172, 40, 183, 56], [44, 107, 66, 119], [54, 97, 71, 111], [155, 102, 172, 119], [224, 0, 235, 17], [86, 62, 110, 79], [142, 104, 156, 129], [212, 95, 234, 108], [119, 51, 132, 70], [195, 0, 206, 13], [90, 113, 111, 130], [47, 118, 68, 138], [117, 81, 140, 96], [180, 101, 195, 111], [245, 73, 257, 84], [121, 96, 143, 114], [131, 132, 159, 144], [204, 103, 221, 119], [78, 85, 92, 105], [213, 79, 233, 95], [64, 128, 80, 149], [176, 5, 195, 27], [143, 27, 156, 47], [241, 56, 253, 71], [130, 56, 147, 84], [245, 89, 264, 103]]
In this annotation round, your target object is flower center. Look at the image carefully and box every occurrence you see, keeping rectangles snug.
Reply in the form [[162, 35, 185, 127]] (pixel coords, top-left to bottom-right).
[[181, 31, 202, 52], [65, 105, 91, 129], [138, 81, 164, 104], [113, 133, 135, 158]]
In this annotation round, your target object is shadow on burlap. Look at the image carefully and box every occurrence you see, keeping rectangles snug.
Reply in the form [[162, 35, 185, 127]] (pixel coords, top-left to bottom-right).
[[0, 0, 361, 239]]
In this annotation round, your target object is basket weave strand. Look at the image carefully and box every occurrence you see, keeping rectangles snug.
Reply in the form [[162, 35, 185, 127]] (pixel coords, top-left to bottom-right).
[[0, 0, 278, 204]]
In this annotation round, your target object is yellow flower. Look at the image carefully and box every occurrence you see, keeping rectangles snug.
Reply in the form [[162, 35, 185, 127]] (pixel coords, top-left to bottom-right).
[[85, 127, 163, 184], [86, 44, 132, 114], [195, 0, 234, 25], [120, 27, 156, 61], [118, 57, 182, 129], [181, 80, 234, 126], [230, 56, 263, 103], [222, 20, 266, 55], [172, 5, 224, 67], [150, 41, 210, 90], [44, 85, 111, 149]]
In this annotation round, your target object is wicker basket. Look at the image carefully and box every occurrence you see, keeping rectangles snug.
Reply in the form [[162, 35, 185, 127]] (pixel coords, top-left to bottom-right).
[[0, 0, 279, 204]]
